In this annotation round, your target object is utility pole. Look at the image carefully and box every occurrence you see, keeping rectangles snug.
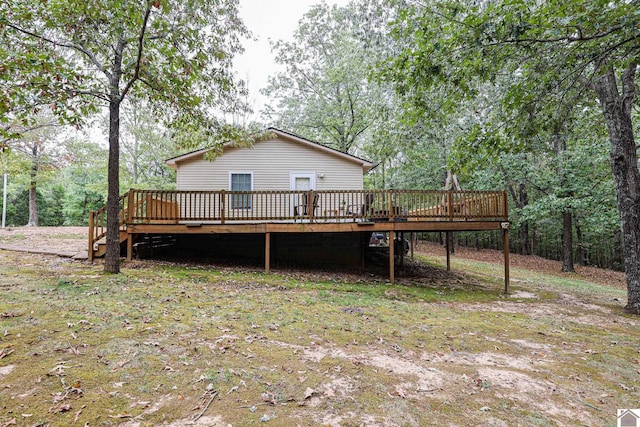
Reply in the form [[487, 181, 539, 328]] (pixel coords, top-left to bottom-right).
[[1, 143, 6, 228], [2, 173, 6, 228]]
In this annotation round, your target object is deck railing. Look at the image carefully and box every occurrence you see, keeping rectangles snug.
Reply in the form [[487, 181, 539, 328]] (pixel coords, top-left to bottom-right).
[[88, 193, 128, 251], [93, 189, 506, 224], [89, 189, 508, 256]]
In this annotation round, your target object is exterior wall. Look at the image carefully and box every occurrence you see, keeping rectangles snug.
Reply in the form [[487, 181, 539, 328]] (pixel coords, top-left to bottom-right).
[[175, 138, 364, 191]]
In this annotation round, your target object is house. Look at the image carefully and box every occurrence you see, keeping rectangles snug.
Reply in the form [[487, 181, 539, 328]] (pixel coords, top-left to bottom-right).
[[88, 128, 510, 287], [619, 410, 640, 427], [165, 128, 374, 195]]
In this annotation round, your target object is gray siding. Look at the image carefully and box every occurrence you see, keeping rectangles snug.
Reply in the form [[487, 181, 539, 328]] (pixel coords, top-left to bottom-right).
[[176, 138, 364, 191]]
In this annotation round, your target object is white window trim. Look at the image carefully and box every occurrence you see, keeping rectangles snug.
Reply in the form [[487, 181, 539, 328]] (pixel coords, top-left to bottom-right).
[[229, 171, 254, 210], [229, 171, 254, 190]]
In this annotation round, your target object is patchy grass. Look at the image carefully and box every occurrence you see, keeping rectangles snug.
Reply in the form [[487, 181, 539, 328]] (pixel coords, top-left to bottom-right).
[[0, 233, 27, 244], [0, 251, 638, 427]]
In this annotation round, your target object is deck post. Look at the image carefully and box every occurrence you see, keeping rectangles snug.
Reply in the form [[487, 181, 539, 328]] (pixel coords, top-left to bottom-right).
[[265, 232, 271, 274], [360, 232, 367, 270], [127, 190, 134, 223], [88, 211, 94, 262], [220, 190, 226, 224], [410, 232, 415, 260], [126, 233, 133, 262], [445, 231, 451, 271], [399, 232, 404, 270], [389, 229, 395, 283], [502, 224, 510, 294]]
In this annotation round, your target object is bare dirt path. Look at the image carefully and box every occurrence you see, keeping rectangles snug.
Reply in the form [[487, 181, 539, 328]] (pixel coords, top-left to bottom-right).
[[0, 226, 88, 258]]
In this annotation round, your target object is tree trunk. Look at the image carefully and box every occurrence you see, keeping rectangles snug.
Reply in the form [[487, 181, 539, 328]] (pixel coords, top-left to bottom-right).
[[104, 39, 125, 274], [594, 63, 640, 313], [501, 167, 530, 255], [104, 97, 122, 273], [575, 218, 585, 266], [27, 143, 39, 226], [133, 133, 139, 185], [519, 183, 530, 255], [561, 210, 574, 272]]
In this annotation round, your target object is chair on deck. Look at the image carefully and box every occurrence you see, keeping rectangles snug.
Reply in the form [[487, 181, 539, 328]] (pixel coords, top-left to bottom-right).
[[294, 193, 319, 220], [348, 192, 374, 222]]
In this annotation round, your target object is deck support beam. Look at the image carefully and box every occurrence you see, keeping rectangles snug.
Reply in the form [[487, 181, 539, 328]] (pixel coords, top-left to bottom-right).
[[410, 232, 414, 260], [126, 233, 133, 262], [360, 232, 367, 270], [503, 226, 510, 294], [88, 211, 94, 262], [445, 231, 451, 272], [265, 232, 271, 274], [399, 232, 405, 270], [389, 229, 395, 283]]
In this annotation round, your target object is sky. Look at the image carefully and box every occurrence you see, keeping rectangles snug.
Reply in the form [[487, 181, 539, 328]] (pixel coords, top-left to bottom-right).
[[234, 0, 351, 116]]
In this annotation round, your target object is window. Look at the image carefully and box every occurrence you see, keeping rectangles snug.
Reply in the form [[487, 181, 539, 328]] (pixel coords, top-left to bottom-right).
[[230, 172, 253, 209]]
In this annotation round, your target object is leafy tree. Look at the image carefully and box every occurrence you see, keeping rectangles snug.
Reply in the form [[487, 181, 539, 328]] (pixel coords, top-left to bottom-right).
[[59, 138, 108, 225], [386, 0, 640, 312], [8, 113, 65, 226], [2, 0, 251, 272], [118, 99, 176, 189], [5, 186, 65, 226], [263, 0, 405, 154]]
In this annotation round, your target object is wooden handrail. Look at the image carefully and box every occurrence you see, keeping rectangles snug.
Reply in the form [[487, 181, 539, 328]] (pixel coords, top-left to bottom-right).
[[88, 192, 129, 260], [88, 189, 509, 258], [118, 189, 507, 223]]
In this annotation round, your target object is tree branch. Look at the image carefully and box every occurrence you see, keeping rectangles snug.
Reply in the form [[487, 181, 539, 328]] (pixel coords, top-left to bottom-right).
[[3, 20, 112, 80], [138, 76, 163, 93], [121, 2, 153, 99], [621, 61, 637, 116], [77, 41, 112, 79], [493, 24, 627, 46]]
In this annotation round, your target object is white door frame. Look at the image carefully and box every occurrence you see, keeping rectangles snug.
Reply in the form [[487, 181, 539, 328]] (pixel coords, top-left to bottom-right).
[[290, 172, 316, 216], [289, 172, 316, 190]]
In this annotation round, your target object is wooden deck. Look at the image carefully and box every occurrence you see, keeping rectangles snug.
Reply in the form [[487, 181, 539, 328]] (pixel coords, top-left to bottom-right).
[[88, 189, 510, 287]]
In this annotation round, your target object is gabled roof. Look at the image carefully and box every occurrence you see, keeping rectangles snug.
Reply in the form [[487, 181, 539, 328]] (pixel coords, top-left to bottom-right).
[[165, 127, 374, 173]]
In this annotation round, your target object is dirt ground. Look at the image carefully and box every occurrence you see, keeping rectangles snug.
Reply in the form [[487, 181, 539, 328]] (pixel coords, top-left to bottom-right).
[[0, 227, 636, 426], [0, 226, 88, 256]]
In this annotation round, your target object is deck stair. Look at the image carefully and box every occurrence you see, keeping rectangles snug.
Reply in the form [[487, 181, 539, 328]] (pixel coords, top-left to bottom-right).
[[92, 230, 128, 258], [88, 192, 130, 261]]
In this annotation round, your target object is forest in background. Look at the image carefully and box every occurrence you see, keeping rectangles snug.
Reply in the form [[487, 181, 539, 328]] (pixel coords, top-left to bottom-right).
[[0, 0, 635, 277]]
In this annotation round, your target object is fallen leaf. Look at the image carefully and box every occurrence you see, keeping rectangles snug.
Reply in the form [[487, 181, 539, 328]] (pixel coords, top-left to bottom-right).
[[130, 401, 151, 408], [304, 387, 316, 400], [49, 403, 71, 413], [394, 387, 406, 398], [0, 312, 21, 318], [108, 413, 132, 419], [2, 418, 16, 427]]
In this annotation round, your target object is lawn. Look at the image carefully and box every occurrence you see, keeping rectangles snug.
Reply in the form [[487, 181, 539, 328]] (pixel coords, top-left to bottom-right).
[[0, 248, 638, 427]]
